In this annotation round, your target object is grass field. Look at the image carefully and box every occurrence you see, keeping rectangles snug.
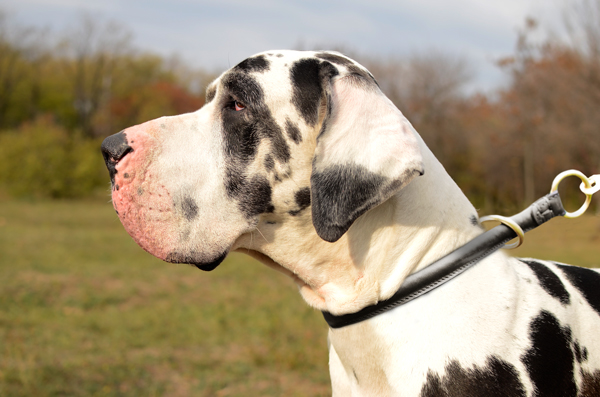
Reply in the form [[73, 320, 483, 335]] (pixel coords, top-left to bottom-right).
[[1, 199, 599, 396]]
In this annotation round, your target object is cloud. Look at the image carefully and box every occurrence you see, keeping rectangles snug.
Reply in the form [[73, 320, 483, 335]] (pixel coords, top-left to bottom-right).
[[0, 0, 561, 90]]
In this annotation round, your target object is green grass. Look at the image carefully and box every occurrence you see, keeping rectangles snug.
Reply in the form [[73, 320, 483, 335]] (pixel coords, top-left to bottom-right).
[[1, 199, 598, 396], [510, 214, 600, 267], [0, 199, 330, 396]]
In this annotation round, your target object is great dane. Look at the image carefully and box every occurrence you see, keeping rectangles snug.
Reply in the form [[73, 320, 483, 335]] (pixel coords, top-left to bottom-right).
[[101, 50, 600, 396]]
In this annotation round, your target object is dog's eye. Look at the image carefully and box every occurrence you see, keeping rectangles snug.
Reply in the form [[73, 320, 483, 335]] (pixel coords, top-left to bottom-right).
[[234, 101, 246, 111]]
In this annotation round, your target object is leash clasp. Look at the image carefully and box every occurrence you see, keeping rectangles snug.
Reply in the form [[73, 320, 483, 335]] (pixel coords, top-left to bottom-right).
[[550, 170, 598, 218]]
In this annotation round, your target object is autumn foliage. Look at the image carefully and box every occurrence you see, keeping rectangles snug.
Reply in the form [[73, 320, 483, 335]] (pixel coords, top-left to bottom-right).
[[0, 9, 598, 212]]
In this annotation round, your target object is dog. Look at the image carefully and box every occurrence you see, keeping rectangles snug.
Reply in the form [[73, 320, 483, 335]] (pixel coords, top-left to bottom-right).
[[101, 50, 600, 396]]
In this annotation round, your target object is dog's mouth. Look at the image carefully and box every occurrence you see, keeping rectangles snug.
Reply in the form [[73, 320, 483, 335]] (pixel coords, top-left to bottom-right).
[[166, 250, 228, 271]]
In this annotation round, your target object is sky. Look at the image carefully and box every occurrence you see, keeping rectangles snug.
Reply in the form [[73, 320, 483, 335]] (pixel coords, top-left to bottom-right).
[[1, 0, 565, 93]]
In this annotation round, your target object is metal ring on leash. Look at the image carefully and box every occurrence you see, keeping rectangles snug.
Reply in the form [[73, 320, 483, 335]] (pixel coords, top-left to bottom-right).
[[479, 215, 525, 249], [550, 170, 594, 218]]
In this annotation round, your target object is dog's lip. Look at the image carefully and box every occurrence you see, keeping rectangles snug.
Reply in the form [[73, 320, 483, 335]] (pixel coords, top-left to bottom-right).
[[165, 250, 228, 271]]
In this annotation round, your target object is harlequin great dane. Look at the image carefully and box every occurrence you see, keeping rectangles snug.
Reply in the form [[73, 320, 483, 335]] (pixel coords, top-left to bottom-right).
[[101, 50, 600, 396]]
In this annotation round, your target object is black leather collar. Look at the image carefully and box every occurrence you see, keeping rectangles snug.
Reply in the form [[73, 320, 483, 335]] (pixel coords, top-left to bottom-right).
[[322, 192, 566, 328]]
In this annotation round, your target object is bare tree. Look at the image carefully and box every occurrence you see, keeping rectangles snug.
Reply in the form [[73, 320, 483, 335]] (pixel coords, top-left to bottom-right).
[[500, 7, 600, 208], [59, 14, 132, 137], [365, 51, 473, 173]]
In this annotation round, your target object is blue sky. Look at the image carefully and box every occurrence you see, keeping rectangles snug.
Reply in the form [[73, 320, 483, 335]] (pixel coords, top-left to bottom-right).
[[1, 0, 564, 92]]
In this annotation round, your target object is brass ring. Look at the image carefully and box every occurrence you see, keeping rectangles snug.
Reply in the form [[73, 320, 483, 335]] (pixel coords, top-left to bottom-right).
[[550, 170, 593, 219], [479, 215, 525, 249]]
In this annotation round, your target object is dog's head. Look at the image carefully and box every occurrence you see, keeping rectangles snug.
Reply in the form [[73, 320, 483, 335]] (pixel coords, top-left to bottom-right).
[[101, 50, 424, 272]]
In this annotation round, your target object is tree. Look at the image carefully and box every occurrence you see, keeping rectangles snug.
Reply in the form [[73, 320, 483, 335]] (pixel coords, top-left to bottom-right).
[[498, 7, 600, 209], [0, 11, 49, 129], [58, 14, 132, 137]]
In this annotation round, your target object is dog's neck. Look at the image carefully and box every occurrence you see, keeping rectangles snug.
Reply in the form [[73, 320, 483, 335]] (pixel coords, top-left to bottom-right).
[[237, 137, 482, 316]]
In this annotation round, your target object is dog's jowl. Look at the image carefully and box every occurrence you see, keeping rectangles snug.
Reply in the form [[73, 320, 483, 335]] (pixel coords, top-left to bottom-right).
[[102, 51, 600, 396]]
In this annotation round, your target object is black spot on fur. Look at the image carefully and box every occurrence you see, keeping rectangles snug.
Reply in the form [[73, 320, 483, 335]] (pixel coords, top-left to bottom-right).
[[223, 108, 261, 163], [469, 215, 479, 226], [219, 70, 294, 219], [290, 58, 338, 126], [580, 370, 600, 396], [420, 356, 525, 397], [227, 174, 274, 218], [233, 55, 270, 73], [290, 59, 323, 126], [285, 118, 302, 144], [166, 250, 227, 271], [222, 72, 265, 110], [289, 187, 311, 216], [239, 176, 274, 216], [573, 341, 589, 363], [521, 260, 570, 305], [522, 310, 577, 397], [311, 164, 416, 242], [556, 263, 600, 316], [266, 126, 290, 164], [181, 195, 199, 221], [221, 72, 290, 165], [264, 155, 275, 171], [295, 187, 311, 209]]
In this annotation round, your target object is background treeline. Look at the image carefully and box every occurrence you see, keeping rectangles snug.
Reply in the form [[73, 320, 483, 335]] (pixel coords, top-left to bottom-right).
[[1, 5, 599, 213], [0, 12, 215, 198]]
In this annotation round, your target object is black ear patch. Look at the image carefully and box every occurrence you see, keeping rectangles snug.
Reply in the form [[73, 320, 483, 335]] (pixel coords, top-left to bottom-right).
[[311, 164, 391, 242]]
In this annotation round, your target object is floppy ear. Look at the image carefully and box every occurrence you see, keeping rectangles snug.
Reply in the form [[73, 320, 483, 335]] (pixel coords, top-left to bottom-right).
[[311, 71, 424, 243]]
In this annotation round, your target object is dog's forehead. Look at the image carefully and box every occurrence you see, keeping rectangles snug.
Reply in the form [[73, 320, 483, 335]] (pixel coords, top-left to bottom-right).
[[209, 50, 365, 99]]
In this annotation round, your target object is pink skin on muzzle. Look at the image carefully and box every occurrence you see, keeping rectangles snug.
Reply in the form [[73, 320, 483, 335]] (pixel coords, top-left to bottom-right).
[[111, 121, 177, 261]]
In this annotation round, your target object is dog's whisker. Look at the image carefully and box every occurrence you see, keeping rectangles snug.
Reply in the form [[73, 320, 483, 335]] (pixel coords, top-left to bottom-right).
[[255, 226, 268, 243]]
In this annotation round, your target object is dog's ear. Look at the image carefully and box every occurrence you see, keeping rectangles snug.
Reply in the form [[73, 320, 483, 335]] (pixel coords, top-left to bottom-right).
[[311, 65, 424, 243]]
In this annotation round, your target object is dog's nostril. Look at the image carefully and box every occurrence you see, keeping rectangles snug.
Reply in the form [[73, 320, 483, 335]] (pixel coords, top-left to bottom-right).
[[101, 131, 133, 164], [101, 131, 133, 184]]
